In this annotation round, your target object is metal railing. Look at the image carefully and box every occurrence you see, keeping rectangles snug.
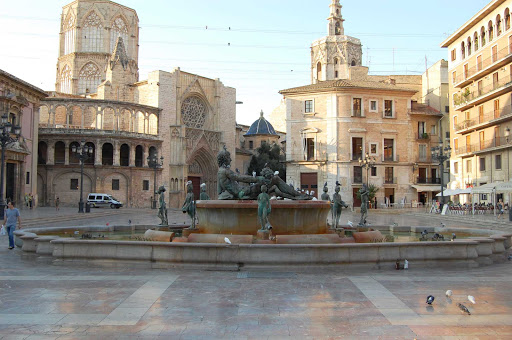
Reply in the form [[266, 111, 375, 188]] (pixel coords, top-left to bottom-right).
[[416, 132, 430, 140], [384, 177, 397, 184], [454, 105, 512, 132], [454, 44, 512, 85], [353, 175, 363, 184], [455, 136, 512, 155], [416, 177, 441, 184], [382, 154, 399, 162], [453, 73, 512, 108], [352, 110, 363, 117]]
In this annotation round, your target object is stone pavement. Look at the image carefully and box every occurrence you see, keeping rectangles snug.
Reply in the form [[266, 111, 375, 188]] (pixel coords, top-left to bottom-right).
[[1, 207, 512, 338]]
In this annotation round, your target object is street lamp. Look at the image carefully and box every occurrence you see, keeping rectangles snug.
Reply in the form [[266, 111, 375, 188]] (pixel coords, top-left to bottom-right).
[[147, 155, 164, 209], [71, 141, 93, 213], [359, 152, 377, 186], [0, 114, 21, 220], [431, 143, 451, 206]]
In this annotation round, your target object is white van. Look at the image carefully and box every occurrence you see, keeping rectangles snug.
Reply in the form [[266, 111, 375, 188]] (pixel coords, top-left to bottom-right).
[[87, 193, 123, 209]]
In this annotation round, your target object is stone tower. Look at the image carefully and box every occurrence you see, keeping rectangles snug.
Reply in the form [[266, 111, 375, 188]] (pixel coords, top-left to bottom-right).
[[311, 0, 363, 83], [55, 0, 139, 95]]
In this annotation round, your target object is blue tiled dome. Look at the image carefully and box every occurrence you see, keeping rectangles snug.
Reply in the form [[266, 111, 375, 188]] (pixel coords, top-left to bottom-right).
[[245, 111, 277, 136]]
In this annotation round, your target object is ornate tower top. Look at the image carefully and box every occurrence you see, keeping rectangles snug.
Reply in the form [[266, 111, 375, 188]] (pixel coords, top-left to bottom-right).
[[328, 0, 344, 36]]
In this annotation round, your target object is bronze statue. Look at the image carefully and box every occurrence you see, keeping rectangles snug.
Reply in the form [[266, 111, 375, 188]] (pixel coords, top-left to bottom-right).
[[262, 167, 311, 200], [217, 146, 262, 199], [157, 185, 168, 226], [257, 184, 272, 231], [332, 185, 348, 229], [182, 181, 196, 229], [199, 183, 210, 200], [321, 183, 333, 226], [358, 183, 370, 226]]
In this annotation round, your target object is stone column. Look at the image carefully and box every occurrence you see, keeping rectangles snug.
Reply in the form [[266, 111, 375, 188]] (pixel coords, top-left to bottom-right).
[[95, 140, 102, 165], [129, 143, 136, 166], [64, 143, 69, 165], [143, 145, 149, 167], [50, 106, 56, 127], [47, 143, 55, 165], [113, 141, 120, 166]]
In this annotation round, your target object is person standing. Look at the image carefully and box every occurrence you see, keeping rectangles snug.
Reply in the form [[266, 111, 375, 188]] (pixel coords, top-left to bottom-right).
[[497, 199, 504, 219], [28, 193, 33, 209], [55, 197, 60, 211], [3, 201, 22, 249]]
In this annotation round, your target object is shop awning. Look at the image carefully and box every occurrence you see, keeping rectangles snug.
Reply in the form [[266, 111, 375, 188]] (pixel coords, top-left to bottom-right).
[[472, 181, 512, 193], [435, 188, 461, 196], [411, 185, 442, 192]]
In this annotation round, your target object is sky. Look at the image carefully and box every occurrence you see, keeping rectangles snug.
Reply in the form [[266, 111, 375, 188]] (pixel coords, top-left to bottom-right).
[[0, 0, 492, 126]]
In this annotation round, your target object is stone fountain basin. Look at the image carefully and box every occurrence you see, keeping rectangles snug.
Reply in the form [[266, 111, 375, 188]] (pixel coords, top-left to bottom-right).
[[196, 200, 330, 235]]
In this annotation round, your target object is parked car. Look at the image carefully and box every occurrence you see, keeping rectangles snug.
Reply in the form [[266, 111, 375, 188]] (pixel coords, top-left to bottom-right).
[[87, 193, 123, 209]]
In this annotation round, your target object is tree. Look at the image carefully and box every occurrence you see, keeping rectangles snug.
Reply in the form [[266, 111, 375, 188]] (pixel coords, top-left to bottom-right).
[[247, 142, 286, 181]]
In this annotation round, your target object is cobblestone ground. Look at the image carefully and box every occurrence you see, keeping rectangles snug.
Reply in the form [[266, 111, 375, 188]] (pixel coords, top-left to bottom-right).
[[1, 207, 512, 339]]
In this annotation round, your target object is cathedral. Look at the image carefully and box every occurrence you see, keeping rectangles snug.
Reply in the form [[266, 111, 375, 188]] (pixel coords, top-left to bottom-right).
[[37, 0, 236, 208]]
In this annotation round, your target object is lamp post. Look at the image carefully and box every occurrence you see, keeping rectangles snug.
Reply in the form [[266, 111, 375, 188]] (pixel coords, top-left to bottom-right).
[[0, 114, 21, 220], [147, 155, 164, 209], [431, 143, 451, 206], [71, 141, 93, 213], [358, 153, 376, 186]]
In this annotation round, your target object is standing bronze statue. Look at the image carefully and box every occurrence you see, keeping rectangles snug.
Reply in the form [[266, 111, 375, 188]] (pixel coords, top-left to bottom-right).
[[321, 183, 333, 226], [156, 185, 168, 226], [257, 184, 272, 231], [199, 183, 210, 200], [332, 185, 348, 229], [182, 181, 196, 229], [358, 183, 370, 226]]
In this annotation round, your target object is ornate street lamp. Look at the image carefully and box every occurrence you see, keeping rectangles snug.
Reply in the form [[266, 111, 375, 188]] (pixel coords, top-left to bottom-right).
[[431, 143, 451, 206], [147, 155, 164, 209], [71, 141, 93, 213], [0, 114, 21, 220], [359, 152, 376, 186]]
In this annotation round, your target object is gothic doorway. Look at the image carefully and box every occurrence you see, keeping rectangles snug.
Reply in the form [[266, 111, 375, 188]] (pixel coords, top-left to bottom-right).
[[6, 163, 16, 204], [187, 147, 217, 200]]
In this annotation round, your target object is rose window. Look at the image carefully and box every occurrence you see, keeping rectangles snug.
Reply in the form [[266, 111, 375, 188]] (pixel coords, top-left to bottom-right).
[[181, 97, 207, 128]]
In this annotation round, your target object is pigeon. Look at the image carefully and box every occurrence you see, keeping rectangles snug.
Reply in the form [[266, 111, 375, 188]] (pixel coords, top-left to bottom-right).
[[336, 180, 341, 187], [440, 222, 446, 228], [446, 290, 453, 297], [452, 233, 457, 240], [128, 219, 131, 225], [324, 182, 328, 188], [457, 303, 471, 315], [347, 221, 354, 227], [404, 259, 409, 269], [426, 295, 435, 305], [421, 230, 428, 236], [274, 170, 279, 176], [224, 237, 231, 245], [468, 295, 476, 304]]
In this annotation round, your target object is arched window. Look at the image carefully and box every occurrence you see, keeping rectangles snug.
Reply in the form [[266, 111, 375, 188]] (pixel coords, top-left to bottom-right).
[[54, 141, 65, 164], [181, 97, 207, 129], [148, 146, 157, 160], [474, 32, 479, 51], [461, 41, 466, 59], [120, 144, 130, 166], [488, 21, 494, 41], [351, 60, 356, 66], [316, 62, 322, 81], [334, 58, 338, 65], [84, 142, 95, 164], [60, 65, 72, 94], [82, 12, 103, 52], [111, 17, 129, 56], [467, 37, 472, 56], [38, 141, 47, 165], [496, 15, 502, 36], [102, 143, 114, 165], [135, 145, 143, 167], [69, 141, 80, 164], [335, 22, 341, 35], [64, 15, 76, 55], [505, 8, 510, 31], [78, 63, 101, 94], [481, 26, 486, 46]]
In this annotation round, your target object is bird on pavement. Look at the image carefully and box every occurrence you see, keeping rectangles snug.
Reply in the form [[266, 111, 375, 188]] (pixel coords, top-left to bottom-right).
[[452, 233, 457, 241], [347, 221, 354, 228], [468, 295, 476, 304], [426, 295, 435, 305], [446, 290, 453, 297], [224, 237, 231, 245], [457, 303, 471, 315]]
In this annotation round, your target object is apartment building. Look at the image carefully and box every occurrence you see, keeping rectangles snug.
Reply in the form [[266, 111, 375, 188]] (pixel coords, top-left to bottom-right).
[[441, 1, 512, 198]]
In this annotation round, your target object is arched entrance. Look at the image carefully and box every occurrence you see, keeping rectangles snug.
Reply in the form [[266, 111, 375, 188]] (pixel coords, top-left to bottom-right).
[[187, 148, 217, 200]]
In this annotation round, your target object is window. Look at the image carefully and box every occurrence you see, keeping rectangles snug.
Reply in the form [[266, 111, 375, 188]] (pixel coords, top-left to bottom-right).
[[352, 98, 362, 117], [371, 167, 377, 176], [494, 99, 500, 119], [454, 138, 459, 150], [474, 32, 479, 50], [477, 55, 482, 71], [82, 12, 103, 52], [493, 72, 499, 89], [461, 41, 466, 59], [479, 105, 484, 123], [477, 80, 483, 95], [489, 21, 494, 41], [78, 62, 101, 94], [112, 179, 120, 190], [305, 100, 314, 113], [418, 121, 426, 137], [383, 139, 394, 161], [431, 124, 437, 135], [111, 17, 129, 56], [496, 154, 502, 170], [384, 100, 393, 117], [446, 131, 450, 139], [479, 157, 486, 171], [353, 166, 363, 184], [492, 45, 498, 62], [64, 15, 76, 55], [452, 71, 457, 83], [352, 137, 363, 160], [481, 26, 486, 46], [249, 141, 253, 149], [466, 159, 472, 172], [419, 144, 427, 162], [370, 143, 377, 155], [463, 63, 469, 79], [497, 15, 502, 36], [467, 37, 472, 56], [70, 179, 79, 190], [445, 106, 449, 114], [335, 71, 338, 78], [466, 135, 471, 153], [451, 49, 456, 61], [60, 65, 72, 94], [454, 161, 459, 174], [26, 172, 30, 185], [509, 35, 512, 53], [143, 180, 149, 190], [306, 138, 315, 161], [370, 100, 377, 112], [385, 167, 394, 183]]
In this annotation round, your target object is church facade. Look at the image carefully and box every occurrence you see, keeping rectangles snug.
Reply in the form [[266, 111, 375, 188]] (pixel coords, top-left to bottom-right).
[[37, 0, 236, 208]]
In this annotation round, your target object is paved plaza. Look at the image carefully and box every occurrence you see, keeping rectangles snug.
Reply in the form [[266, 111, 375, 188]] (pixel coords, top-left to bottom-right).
[[1, 207, 512, 339]]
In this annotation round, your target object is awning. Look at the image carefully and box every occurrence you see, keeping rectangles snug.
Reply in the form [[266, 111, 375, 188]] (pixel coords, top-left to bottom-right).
[[472, 181, 512, 193], [435, 188, 460, 196], [411, 185, 442, 192]]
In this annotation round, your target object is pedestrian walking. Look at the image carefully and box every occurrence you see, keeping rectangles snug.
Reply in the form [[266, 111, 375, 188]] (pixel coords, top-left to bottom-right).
[[497, 199, 504, 219], [3, 201, 22, 249], [55, 197, 60, 211]]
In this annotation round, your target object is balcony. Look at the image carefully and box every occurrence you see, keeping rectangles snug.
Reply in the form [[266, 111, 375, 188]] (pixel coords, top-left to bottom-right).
[[416, 132, 430, 141], [382, 154, 399, 162], [453, 73, 512, 111], [384, 177, 397, 184], [352, 109, 364, 117], [415, 177, 441, 184], [454, 136, 512, 156], [453, 44, 512, 88], [454, 104, 512, 134], [353, 175, 363, 184]]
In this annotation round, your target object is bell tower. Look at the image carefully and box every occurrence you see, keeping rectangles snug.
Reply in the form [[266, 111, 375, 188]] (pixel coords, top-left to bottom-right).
[[310, 0, 362, 83]]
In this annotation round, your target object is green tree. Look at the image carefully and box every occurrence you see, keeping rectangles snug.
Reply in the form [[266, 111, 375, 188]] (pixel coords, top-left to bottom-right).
[[247, 142, 286, 181]]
